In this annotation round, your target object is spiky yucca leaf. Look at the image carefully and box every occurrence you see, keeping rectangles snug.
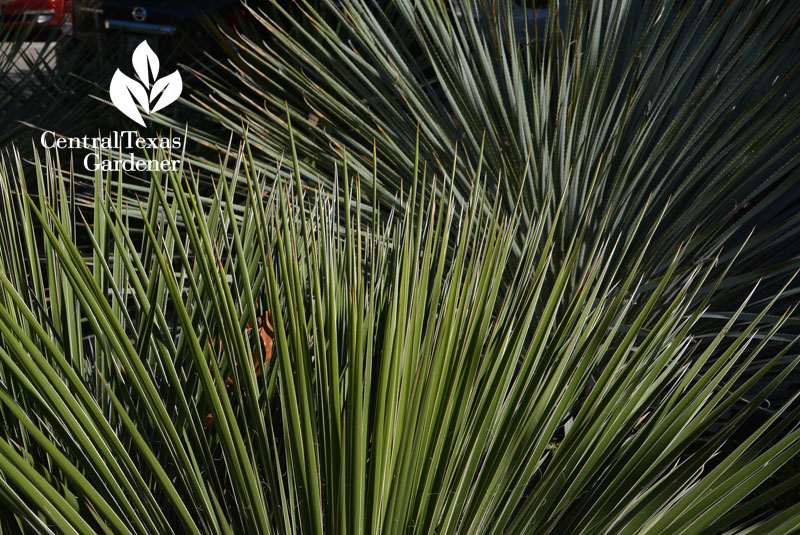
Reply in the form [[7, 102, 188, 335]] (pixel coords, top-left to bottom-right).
[[0, 138, 798, 534], [181, 0, 800, 324]]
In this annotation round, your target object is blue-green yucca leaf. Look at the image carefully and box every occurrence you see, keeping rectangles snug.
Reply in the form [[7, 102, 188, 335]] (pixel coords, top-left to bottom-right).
[[1, 141, 799, 534], [179, 0, 800, 330]]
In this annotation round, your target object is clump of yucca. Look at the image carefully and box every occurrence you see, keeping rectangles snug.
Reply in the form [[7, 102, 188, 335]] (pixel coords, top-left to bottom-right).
[[0, 137, 798, 534]]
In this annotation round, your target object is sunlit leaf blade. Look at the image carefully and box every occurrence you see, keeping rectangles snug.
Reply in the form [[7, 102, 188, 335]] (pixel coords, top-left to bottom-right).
[[181, 0, 800, 334], [0, 137, 798, 534]]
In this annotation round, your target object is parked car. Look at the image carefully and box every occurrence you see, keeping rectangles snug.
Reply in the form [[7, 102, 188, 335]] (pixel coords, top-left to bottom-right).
[[0, 0, 74, 36], [90, 0, 248, 65], [100, 0, 243, 38]]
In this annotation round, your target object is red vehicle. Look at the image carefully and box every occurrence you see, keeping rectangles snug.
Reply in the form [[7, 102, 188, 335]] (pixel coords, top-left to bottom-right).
[[0, 0, 74, 36]]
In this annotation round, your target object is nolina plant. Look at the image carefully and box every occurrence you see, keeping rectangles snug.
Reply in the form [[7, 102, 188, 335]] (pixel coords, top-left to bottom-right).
[[0, 137, 799, 534], [183, 0, 800, 326]]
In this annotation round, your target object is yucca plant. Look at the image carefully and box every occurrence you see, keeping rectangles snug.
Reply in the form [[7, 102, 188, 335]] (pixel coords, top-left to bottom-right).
[[177, 0, 800, 328], [0, 134, 799, 534]]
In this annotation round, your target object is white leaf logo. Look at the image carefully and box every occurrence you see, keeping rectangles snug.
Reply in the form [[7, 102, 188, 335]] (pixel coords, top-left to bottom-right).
[[109, 40, 182, 126], [150, 71, 182, 113], [110, 70, 150, 126], [132, 40, 159, 88]]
